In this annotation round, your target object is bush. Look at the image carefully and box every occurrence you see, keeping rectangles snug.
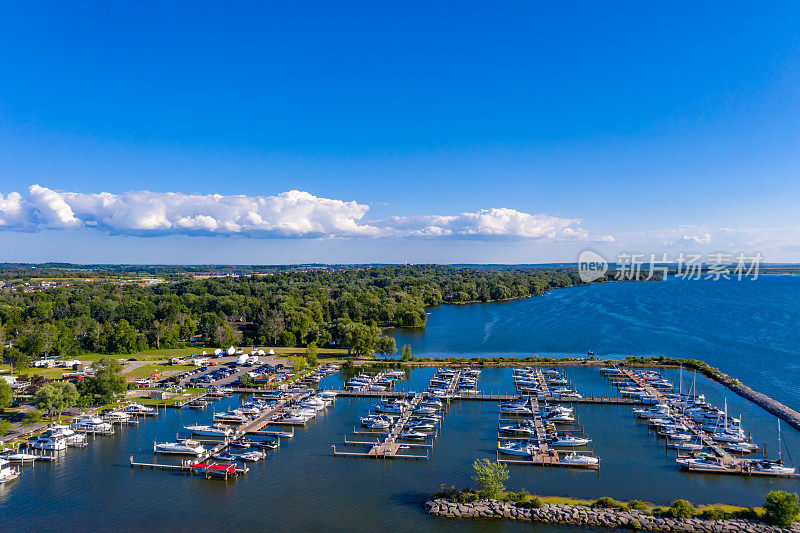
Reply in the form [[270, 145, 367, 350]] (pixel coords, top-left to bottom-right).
[[731, 507, 759, 520], [627, 500, 648, 511], [667, 499, 695, 519], [630, 519, 641, 530], [763, 491, 800, 528], [472, 459, 509, 500], [504, 490, 529, 504], [592, 497, 628, 511], [518, 496, 543, 509], [433, 484, 457, 499], [457, 490, 479, 503], [22, 410, 41, 426], [700, 508, 729, 520]]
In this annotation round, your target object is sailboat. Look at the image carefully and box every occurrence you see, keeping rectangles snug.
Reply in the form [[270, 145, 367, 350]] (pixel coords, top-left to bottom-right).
[[750, 420, 795, 475]]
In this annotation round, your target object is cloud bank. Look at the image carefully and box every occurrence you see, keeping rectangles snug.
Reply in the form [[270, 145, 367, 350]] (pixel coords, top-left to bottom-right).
[[0, 185, 591, 241]]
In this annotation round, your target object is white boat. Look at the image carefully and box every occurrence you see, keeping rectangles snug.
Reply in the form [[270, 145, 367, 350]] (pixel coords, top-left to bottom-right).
[[124, 403, 157, 415], [184, 425, 233, 438], [400, 430, 427, 440], [671, 442, 704, 451], [29, 431, 67, 451], [233, 450, 264, 462], [550, 435, 590, 447], [318, 390, 338, 400], [71, 415, 112, 433], [561, 452, 599, 465], [750, 460, 795, 475], [1, 451, 38, 463], [0, 458, 20, 483], [104, 410, 131, 423], [153, 440, 205, 455], [724, 442, 759, 453], [498, 441, 537, 456], [213, 411, 248, 423], [499, 424, 535, 436], [49, 425, 88, 447]]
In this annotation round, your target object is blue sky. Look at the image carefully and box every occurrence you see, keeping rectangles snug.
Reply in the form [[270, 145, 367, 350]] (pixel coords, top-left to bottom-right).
[[1, 2, 799, 263]]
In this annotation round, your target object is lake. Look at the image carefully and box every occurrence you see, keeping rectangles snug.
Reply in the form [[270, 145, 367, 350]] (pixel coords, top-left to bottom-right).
[[2, 277, 800, 532]]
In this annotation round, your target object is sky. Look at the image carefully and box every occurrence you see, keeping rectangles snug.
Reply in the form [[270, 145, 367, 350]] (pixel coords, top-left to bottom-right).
[[1, 1, 799, 264]]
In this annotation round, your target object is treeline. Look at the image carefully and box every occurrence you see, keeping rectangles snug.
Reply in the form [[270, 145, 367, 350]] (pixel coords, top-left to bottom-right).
[[0, 265, 606, 366]]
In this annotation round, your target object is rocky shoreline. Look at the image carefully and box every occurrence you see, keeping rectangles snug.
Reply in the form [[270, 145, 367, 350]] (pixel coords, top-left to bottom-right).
[[423, 498, 800, 532]]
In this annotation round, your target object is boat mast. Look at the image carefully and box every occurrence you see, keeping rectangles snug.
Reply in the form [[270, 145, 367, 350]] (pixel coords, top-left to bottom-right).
[[778, 419, 782, 463], [679, 365, 683, 395]]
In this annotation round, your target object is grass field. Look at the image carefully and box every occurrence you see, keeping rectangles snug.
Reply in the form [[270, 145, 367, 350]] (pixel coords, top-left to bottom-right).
[[126, 363, 198, 379]]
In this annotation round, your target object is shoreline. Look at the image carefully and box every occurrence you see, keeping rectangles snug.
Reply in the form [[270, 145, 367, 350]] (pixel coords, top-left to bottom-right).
[[423, 498, 799, 532]]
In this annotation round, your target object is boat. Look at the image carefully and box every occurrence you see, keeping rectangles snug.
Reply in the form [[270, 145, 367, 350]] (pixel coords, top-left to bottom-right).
[[561, 452, 599, 465], [0, 451, 38, 463], [153, 440, 205, 455], [189, 462, 237, 478], [185, 425, 233, 438], [724, 442, 759, 454], [124, 403, 157, 415], [232, 450, 264, 462], [499, 424, 534, 436], [0, 458, 20, 483], [671, 442, 704, 451], [29, 431, 67, 451], [749, 460, 795, 475], [245, 440, 279, 450], [550, 434, 590, 447], [48, 425, 87, 447], [400, 430, 427, 440], [213, 411, 248, 423], [104, 410, 131, 423], [71, 415, 113, 433], [498, 441, 537, 456], [212, 452, 238, 462]]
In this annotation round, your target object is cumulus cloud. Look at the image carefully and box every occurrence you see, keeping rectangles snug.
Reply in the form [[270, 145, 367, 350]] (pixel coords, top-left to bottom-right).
[[0, 185, 592, 241]]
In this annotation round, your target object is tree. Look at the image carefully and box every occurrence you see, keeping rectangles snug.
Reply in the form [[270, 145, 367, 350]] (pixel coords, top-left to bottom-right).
[[288, 355, 307, 373], [79, 357, 127, 404], [472, 458, 509, 500], [34, 382, 78, 420], [306, 341, 318, 367], [3, 346, 33, 370], [0, 380, 13, 411], [400, 344, 412, 362], [22, 409, 41, 425], [375, 335, 397, 358], [0, 419, 11, 436], [238, 373, 254, 387], [264, 310, 285, 345], [764, 491, 800, 528]]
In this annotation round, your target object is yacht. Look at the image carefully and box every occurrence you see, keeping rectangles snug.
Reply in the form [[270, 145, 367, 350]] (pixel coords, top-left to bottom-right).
[[671, 441, 704, 451], [299, 397, 326, 411], [400, 430, 427, 440], [677, 455, 729, 471], [561, 452, 599, 465], [184, 424, 233, 438], [29, 430, 68, 451], [124, 403, 157, 415], [724, 442, 759, 454], [71, 415, 112, 433], [153, 440, 205, 455], [749, 460, 796, 475], [0, 458, 20, 483], [104, 410, 131, 423], [498, 441, 537, 456], [499, 424, 535, 436], [213, 411, 249, 423], [49, 425, 88, 447], [549, 434, 590, 447]]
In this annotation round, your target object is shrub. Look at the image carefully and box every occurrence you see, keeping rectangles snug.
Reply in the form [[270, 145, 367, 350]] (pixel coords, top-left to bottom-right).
[[592, 497, 628, 510], [22, 410, 41, 426], [731, 507, 759, 520], [700, 508, 729, 520], [457, 490, 479, 503], [630, 519, 641, 530], [433, 484, 456, 499], [667, 499, 695, 519], [505, 491, 529, 504], [520, 496, 544, 509], [627, 500, 648, 511], [472, 459, 509, 500], [763, 491, 800, 528]]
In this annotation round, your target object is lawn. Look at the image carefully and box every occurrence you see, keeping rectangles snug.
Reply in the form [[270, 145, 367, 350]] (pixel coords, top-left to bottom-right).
[[126, 363, 198, 379]]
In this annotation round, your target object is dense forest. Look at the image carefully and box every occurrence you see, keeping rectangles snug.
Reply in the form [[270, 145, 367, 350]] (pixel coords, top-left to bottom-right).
[[0, 265, 609, 366]]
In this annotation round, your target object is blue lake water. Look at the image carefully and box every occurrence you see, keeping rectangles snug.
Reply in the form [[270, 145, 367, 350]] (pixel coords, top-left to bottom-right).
[[393, 276, 800, 411], [3, 277, 800, 531]]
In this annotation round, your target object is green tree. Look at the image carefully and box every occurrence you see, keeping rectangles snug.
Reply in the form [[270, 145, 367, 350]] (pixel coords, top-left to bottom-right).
[[0, 419, 11, 436], [0, 380, 13, 411], [238, 373, 254, 387], [400, 344, 412, 362], [22, 409, 41, 425], [3, 346, 33, 370], [764, 491, 800, 527], [306, 341, 318, 367], [288, 355, 307, 373], [472, 458, 509, 500], [375, 335, 397, 358], [34, 382, 79, 420], [668, 500, 695, 519], [79, 357, 127, 404]]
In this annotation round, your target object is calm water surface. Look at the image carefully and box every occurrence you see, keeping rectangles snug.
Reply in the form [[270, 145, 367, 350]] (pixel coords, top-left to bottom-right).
[[3, 278, 800, 532]]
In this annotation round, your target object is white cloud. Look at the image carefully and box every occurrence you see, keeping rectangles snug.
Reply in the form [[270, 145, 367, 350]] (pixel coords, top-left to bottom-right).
[[0, 185, 593, 241], [381, 208, 589, 240]]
